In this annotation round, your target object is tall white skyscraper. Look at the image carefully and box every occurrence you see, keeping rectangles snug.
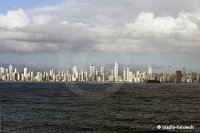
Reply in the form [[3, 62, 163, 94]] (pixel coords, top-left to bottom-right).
[[90, 65, 95, 77], [9, 65, 13, 81], [24, 67, 27, 77], [126, 67, 129, 81], [148, 66, 152, 74], [101, 64, 105, 76], [114, 62, 118, 81], [81, 69, 83, 81], [123, 69, 126, 81], [72, 66, 78, 79]]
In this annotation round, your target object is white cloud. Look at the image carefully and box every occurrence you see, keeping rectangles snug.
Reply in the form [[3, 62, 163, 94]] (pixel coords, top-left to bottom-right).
[[125, 11, 198, 34], [0, 8, 30, 29], [0, 0, 200, 55], [32, 15, 55, 25]]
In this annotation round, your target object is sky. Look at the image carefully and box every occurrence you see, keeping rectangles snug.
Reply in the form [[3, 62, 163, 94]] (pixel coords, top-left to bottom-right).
[[0, 0, 200, 74]]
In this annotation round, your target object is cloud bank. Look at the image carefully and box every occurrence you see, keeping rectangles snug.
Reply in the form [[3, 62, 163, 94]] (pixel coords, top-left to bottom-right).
[[0, 0, 200, 55]]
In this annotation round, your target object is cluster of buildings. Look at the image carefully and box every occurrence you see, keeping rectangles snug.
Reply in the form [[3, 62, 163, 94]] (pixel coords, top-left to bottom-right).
[[0, 63, 199, 83]]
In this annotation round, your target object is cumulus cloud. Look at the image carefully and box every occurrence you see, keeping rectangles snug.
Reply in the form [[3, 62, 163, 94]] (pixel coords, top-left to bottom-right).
[[0, 0, 200, 55], [0, 8, 30, 29]]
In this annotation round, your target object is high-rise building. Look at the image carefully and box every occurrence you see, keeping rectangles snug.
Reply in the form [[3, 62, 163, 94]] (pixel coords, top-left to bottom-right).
[[0, 67, 4, 75], [168, 66, 172, 82], [126, 67, 129, 81], [101, 64, 105, 76], [90, 65, 95, 77], [24, 67, 27, 81], [114, 62, 118, 81], [176, 70, 182, 83], [31, 71, 34, 81], [81, 69, 83, 81], [136, 70, 140, 82], [148, 66, 152, 74], [72, 66, 78, 79], [123, 69, 126, 81], [183, 67, 186, 77], [168, 66, 171, 76], [84, 71, 87, 81], [37, 72, 42, 81], [9, 65, 13, 81]]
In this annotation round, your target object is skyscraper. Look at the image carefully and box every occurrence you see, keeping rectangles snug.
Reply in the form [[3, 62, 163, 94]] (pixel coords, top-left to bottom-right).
[[72, 66, 78, 79], [0, 67, 4, 75], [168, 66, 171, 76], [114, 62, 118, 81], [183, 67, 186, 77], [31, 71, 34, 81], [90, 65, 95, 77], [148, 66, 152, 74], [24, 67, 27, 80], [136, 70, 140, 82], [126, 67, 129, 81], [81, 69, 83, 81], [168, 66, 172, 82], [101, 64, 105, 76], [9, 65, 13, 81], [123, 69, 126, 81], [176, 70, 182, 83]]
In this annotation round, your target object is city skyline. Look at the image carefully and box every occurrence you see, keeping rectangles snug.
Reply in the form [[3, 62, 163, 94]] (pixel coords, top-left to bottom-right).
[[0, 62, 199, 83], [1, 0, 200, 73]]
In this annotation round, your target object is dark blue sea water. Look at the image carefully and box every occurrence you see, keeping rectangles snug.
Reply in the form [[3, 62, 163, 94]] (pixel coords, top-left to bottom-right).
[[0, 82, 200, 133]]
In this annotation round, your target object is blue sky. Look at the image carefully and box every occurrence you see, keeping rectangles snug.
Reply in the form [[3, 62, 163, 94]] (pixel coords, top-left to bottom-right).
[[0, 0, 63, 13], [0, 0, 200, 74]]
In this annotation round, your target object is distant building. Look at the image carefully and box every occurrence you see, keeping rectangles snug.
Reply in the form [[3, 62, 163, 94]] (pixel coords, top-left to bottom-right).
[[168, 66, 172, 82], [24, 67, 27, 77], [101, 64, 105, 77], [90, 65, 95, 77], [114, 62, 118, 81], [183, 67, 186, 77], [148, 66, 152, 74], [0, 67, 4, 74], [176, 70, 182, 83], [9, 65, 13, 81]]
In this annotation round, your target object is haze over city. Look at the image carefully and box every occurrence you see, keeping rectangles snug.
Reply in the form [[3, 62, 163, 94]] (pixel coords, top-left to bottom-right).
[[0, 0, 200, 73]]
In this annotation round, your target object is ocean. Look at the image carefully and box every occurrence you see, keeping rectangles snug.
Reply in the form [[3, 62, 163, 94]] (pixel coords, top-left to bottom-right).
[[0, 82, 199, 133]]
